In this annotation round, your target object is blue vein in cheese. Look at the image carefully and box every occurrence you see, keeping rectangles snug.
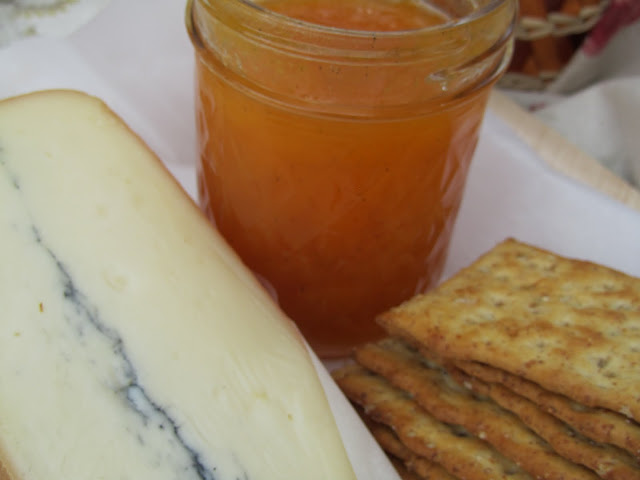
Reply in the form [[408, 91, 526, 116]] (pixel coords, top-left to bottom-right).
[[0, 154, 243, 480], [0, 150, 19, 189]]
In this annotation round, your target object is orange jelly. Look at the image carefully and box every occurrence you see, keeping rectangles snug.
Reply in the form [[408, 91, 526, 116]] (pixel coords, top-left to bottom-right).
[[262, 0, 446, 31], [188, 0, 516, 357]]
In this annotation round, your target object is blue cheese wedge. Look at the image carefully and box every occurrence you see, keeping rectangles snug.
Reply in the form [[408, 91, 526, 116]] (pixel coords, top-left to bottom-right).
[[0, 90, 357, 480]]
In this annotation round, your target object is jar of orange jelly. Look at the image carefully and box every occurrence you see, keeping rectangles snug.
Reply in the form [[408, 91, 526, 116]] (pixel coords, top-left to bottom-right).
[[186, 0, 516, 357]]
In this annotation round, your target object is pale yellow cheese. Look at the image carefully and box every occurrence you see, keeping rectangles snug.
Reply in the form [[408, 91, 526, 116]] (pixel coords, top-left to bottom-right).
[[0, 90, 357, 480]]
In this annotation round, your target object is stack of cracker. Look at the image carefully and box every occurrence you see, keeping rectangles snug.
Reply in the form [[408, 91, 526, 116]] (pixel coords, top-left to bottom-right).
[[333, 238, 640, 480]]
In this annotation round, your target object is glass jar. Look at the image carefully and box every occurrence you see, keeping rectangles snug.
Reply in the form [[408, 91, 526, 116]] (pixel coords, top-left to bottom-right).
[[186, 0, 516, 358]]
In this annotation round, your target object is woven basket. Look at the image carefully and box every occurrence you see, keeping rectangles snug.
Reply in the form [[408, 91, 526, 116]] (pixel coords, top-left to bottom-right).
[[499, 0, 609, 90]]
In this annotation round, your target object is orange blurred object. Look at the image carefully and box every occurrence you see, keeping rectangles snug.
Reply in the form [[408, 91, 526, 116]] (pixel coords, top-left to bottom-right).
[[502, 0, 608, 90], [187, 0, 516, 357]]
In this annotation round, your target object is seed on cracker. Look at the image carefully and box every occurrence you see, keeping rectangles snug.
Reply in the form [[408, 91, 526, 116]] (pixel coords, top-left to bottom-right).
[[332, 363, 535, 480], [355, 338, 600, 480], [377, 238, 640, 423]]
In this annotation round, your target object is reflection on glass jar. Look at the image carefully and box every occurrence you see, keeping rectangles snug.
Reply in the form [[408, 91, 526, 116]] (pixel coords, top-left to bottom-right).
[[186, 0, 516, 358]]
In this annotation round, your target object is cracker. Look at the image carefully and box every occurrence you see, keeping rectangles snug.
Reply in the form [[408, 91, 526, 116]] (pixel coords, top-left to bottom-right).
[[355, 338, 599, 480], [448, 367, 640, 480], [0, 461, 10, 480], [365, 418, 458, 480], [377, 238, 640, 423], [390, 457, 424, 480], [455, 360, 640, 458], [332, 364, 535, 480]]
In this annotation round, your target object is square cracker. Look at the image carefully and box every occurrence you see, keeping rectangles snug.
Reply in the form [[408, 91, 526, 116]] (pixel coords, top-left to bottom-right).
[[455, 360, 640, 458], [355, 338, 601, 480], [445, 365, 640, 480], [389, 457, 425, 480], [361, 414, 458, 480], [333, 364, 534, 480], [377, 238, 640, 423]]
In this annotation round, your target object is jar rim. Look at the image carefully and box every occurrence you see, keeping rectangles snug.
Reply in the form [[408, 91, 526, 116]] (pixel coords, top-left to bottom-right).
[[187, 0, 517, 116], [189, 0, 518, 61], [208, 0, 515, 39]]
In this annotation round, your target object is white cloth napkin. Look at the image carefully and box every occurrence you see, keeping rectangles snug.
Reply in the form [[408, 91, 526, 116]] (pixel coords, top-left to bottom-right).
[[2, 0, 640, 478], [534, 76, 640, 185], [503, 19, 640, 186]]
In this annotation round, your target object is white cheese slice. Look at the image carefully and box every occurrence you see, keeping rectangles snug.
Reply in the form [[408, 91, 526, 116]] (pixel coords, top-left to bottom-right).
[[0, 90, 357, 480]]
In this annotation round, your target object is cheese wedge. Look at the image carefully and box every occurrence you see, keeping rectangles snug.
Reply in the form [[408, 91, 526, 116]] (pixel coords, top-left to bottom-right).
[[0, 90, 357, 480]]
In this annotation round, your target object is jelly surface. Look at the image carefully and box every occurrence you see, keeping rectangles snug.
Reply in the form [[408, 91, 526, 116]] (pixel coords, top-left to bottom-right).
[[260, 0, 447, 31], [195, 0, 492, 357]]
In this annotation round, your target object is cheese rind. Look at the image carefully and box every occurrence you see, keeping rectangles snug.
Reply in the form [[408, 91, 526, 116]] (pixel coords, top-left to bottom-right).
[[0, 90, 357, 480]]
